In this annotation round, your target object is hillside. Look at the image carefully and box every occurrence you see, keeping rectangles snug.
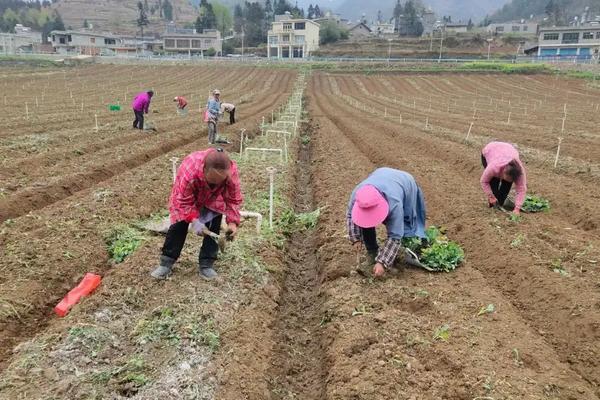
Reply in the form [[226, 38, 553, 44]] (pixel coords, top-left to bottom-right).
[[52, 0, 197, 34], [490, 0, 600, 22], [335, 0, 510, 22]]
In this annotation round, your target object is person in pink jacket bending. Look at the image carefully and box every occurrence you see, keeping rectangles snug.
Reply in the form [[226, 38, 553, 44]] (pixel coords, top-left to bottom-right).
[[132, 90, 154, 130], [480, 141, 527, 215]]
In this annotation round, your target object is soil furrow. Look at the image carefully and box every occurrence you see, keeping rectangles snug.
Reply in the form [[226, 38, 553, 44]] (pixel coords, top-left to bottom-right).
[[268, 126, 327, 400]]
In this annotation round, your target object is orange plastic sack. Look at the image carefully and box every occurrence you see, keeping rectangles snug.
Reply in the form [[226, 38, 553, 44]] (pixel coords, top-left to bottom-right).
[[54, 273, 102, 317], [203, 110, 210, 122]]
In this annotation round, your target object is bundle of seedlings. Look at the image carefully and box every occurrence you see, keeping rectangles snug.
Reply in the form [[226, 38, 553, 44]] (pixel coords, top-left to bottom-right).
[[401, 226, 464, 272], [520, 195, 550, 213]]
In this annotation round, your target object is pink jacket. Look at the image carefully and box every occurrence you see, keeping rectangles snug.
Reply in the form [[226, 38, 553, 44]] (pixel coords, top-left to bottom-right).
[[169, 149, 243, 225], [481, 142, 527, 212], [132, 92, 151, 113]]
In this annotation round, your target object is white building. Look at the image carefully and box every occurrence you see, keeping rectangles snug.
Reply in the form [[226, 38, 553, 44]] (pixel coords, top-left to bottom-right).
[[268, 12, 320, 59], [537, 25, 600, 58], [0, 25, 42, 54], [162, 25, 222, 55], [50, 30, 157, 56], [487, 22, 538, 35]]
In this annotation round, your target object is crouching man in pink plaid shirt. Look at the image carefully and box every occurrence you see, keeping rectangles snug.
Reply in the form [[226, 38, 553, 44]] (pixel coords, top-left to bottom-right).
[[151, 148, 243, 280]]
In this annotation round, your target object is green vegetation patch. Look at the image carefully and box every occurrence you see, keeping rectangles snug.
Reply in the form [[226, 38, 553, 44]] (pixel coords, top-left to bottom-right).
[[402, 226, 464, 272], [132, 307, 220, 353], [105, 226, 145, 263], [459, 62, 552, 74], [521, 195, 550, 213]]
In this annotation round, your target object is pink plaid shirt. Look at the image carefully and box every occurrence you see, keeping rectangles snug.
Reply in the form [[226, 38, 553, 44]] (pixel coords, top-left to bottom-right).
[[169, 149, 243, 225]]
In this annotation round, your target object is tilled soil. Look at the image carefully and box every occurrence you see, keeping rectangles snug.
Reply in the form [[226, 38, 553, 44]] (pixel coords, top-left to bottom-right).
[[306, 71, 600, 399], [2, 66, 600, 399], [0, 64, 297, 370]]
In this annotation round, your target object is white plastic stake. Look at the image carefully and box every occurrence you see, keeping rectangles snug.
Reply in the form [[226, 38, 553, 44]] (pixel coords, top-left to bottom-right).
[[94, 114, 99, 131], [554, 137, 563, 168], [466, 122, 474, 140], [507, 112, 511, 125], [239, 129, 246, 154], [35, 96, 39, 107], [561, 117, 566, 133], [266, 167, 277, 229], [425, 117, 429, 129], [261, 116, 265, 135], [25, 102, 29, 119], [81, 102, 84, 111], [384, 107, 387, 117], [170, 157, 179, 182]]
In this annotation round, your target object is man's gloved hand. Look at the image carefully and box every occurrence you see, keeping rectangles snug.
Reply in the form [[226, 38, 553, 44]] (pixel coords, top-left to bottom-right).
[[191, 219, 207, 236]]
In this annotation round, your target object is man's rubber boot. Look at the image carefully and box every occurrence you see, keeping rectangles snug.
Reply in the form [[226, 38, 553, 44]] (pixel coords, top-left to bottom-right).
[[199, 260, 218, 280], [151, 255, 176, 280]]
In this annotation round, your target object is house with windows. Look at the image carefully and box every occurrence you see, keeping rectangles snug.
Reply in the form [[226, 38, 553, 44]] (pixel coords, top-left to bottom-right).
[[1, 25, 42, 54], [486, 22, 538, 35], [349, 22, 372, 39], [537, 25, 600, 59], [50, 30, 157, 56], [268, 12, 320, 59], [162, 25, 222, 55]]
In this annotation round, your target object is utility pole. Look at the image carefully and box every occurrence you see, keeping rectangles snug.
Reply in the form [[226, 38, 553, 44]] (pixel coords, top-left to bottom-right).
[[487, 38, 493, 60], [438, 30, 444, 62], [241, 26, 245, 57]]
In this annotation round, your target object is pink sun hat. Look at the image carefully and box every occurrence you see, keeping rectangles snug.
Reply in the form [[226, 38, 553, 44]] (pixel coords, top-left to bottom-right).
[[351, 185, 389, 228]]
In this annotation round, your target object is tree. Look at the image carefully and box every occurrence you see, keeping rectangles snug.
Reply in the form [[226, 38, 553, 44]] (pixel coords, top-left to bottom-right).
[[319, 20, 348, 44], [196, 0, 217, 32], [545, 0, 565, 25], [467, 18, 473, 31], [233, 4, 243, 33], [307, 4, 314, 19], [137, 1, 149, 39], [82, 18, 89, 28], [265, 0, 273, 20], [161, 0, 173, 20], [212, 2, 232, 36], [314, 4, 321, 18], [403, 1, 423, 37], [274, 0, 290, 14]]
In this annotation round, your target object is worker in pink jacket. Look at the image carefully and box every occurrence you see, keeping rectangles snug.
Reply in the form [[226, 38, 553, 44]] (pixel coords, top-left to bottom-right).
[[132, 90, 154, 130], [480, 141, 527, 214]]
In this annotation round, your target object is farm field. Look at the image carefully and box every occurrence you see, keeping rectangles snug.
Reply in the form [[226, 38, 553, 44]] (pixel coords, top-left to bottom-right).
[[1, 64, 600, 399]]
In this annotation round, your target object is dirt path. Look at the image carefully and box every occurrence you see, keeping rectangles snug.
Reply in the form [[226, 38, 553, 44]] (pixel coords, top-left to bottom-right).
[[268, 127, 327, 399]]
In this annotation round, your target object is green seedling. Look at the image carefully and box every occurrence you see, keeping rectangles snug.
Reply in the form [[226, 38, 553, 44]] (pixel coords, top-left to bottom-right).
[[477, 304, 495, 316], [512, 348, 523, 366], [509, 213, 522, 223], [551, 259, 569, 277], [521, 195, 550, 213], [433, 324, 450, 341], [105, 225, 145, 263], [352, 304, 369, 317], [510, 233, 525, 248]]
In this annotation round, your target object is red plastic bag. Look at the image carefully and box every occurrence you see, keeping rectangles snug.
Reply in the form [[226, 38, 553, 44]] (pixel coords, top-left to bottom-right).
[[203, 109, 210, 122], [54, 273, 102, 317]]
